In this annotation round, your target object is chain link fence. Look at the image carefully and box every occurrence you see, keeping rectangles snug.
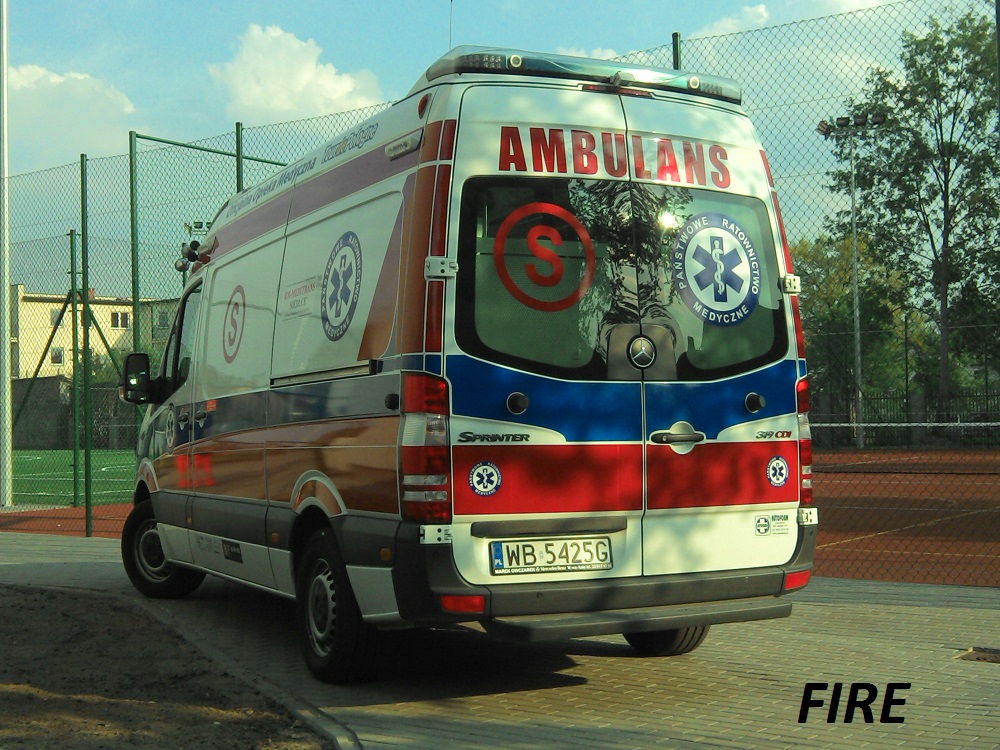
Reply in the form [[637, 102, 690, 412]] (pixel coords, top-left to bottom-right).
[[4, 1, 998, 587], [619, 0, 1000, 586]]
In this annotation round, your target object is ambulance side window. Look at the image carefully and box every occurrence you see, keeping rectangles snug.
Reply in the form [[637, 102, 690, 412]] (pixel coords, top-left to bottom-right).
[[161, 284, 202, 399]]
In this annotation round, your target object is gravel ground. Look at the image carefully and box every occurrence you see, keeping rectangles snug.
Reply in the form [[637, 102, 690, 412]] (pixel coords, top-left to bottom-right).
[[0, 585, 333, 750]]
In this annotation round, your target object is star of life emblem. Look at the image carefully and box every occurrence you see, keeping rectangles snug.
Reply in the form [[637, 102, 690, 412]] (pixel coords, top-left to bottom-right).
[[470, 461, 502, 496], [321, 231, 363, 341], [767, 456, 790, 487], [672, 212, 762, 327]]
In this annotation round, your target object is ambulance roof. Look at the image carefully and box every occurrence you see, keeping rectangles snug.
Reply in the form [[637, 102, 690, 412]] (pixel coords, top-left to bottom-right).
[[408, 46, 742, 105]]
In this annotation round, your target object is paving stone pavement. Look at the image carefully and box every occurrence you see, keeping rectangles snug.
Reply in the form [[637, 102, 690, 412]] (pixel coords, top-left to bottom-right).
[[1, 532, 997, 749]]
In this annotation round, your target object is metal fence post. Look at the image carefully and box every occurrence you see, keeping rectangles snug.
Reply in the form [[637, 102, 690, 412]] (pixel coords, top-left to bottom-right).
[[80, 154, 93, 537], [69, 229, 81, 508], [236, 121, 244, 193], [129, 131, 140, 354]]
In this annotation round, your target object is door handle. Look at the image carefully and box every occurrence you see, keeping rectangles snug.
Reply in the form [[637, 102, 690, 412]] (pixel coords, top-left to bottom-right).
[[650, 430, 705, 445]]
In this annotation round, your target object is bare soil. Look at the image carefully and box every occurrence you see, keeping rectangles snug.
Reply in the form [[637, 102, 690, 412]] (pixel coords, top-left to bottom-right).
[[0, 585, 332, 750]]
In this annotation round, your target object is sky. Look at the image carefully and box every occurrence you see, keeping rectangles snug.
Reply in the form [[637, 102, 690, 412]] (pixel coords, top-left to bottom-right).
[[5, 0, 891, 175]]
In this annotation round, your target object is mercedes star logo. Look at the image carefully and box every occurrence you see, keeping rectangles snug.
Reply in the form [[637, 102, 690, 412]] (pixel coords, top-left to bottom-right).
[[628, 336, 656, 369]]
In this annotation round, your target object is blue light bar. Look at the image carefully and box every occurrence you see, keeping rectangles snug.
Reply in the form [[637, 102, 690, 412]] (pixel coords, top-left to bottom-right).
[[422, 46, 742, 104]]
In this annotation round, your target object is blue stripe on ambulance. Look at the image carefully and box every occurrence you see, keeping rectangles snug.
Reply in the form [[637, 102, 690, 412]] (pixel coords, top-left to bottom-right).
[[446, 355, 642, 442]]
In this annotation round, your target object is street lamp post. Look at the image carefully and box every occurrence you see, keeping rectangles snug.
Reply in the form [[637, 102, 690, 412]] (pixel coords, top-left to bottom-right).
[[816, 113, 886, 449]]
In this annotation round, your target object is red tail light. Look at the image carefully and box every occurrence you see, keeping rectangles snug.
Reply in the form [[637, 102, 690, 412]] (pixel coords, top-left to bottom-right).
[[797, 377, 813, 505], [400, 373, 452, 523]]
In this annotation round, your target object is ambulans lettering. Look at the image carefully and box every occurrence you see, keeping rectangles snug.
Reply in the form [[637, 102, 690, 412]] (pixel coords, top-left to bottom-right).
[[672, 212, 761, 326], [458, 432, 531, 443], [321, 232, 363, 341], [498, 126, 730, 188]]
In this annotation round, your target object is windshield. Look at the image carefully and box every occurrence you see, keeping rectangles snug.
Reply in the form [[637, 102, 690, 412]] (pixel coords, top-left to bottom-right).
[[456, 176, 786, 381]]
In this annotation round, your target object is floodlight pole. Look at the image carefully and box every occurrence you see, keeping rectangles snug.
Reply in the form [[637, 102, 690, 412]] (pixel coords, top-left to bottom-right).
[[817, 114, 886, 449], [0, 0, 12, 508], [847, 130, 864, 449]]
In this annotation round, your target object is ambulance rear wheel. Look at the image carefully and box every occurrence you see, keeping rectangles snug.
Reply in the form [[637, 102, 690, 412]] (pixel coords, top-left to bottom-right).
[[296, 528, 377, 683], [624, 625, 710, 656], [121, 500, 205, 599]]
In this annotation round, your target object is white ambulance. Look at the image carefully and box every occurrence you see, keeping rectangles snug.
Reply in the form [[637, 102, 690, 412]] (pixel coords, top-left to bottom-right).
[[120, 46, 818, 683]]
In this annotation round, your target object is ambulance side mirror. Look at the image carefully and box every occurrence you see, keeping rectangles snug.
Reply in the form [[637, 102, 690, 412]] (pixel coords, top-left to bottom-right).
[[120, 353, 153, 404]]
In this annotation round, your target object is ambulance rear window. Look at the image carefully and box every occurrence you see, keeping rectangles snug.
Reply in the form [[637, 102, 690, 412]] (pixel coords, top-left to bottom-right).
[[455, 176, 787, 381]]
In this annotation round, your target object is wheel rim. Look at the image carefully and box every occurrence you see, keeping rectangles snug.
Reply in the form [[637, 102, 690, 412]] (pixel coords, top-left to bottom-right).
[[135, 519, 170, 582], [306, 560, 337, 657]]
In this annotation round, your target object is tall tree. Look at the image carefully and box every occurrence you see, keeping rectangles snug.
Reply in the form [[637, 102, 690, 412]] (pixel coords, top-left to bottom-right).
[[825, 10, 1000, 416]]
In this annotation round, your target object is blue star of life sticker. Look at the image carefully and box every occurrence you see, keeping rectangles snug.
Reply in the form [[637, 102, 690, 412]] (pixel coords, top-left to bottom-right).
[[470, 461, 502, 497], [321, 231, 363, 341], [767, 456, 790, 487], [671, 212, 762, 327]]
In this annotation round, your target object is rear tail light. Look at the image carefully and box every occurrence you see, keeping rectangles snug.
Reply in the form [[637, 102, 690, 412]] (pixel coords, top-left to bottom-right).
[[400, 373, 452, 523], [797, 377, 813, 505]]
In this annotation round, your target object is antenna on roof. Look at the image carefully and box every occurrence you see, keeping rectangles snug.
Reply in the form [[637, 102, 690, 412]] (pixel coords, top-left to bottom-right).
[[449, 0, 453, 49]]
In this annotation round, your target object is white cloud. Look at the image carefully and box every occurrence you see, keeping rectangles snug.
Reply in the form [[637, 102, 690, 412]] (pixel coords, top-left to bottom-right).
[[209, 24, 384, 124], [691, 4, 770, 38], [9, 65, 140, 173], [555, 47, 621, 61]]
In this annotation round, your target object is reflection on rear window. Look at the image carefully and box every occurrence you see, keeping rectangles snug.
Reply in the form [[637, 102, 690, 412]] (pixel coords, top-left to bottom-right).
[[456, 177, 787, 381]]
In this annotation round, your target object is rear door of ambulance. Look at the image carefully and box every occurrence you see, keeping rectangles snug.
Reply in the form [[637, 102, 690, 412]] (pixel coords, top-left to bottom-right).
[[446, 83, 801, 593]]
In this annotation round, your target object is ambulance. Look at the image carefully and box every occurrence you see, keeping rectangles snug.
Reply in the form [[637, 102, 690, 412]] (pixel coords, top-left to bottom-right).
[[119, 46, 818, 683]]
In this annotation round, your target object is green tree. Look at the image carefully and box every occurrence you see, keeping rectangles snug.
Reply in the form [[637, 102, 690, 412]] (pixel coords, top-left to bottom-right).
[[824, 9, 1000, 417], [794, 234, 907, 419]]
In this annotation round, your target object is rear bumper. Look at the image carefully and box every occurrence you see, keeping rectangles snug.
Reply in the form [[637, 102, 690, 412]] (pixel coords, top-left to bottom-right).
[[483, 597, 791, 642], [392, 518, 817, 637]]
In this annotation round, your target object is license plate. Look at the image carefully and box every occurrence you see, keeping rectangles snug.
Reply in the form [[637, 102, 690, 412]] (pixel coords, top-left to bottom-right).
[[489, 537, 613, 576]]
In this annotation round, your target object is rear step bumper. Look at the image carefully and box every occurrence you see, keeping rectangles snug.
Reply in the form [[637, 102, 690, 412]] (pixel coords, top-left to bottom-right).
[[393, 521, 816, 631], [482, 597, 792, 642]]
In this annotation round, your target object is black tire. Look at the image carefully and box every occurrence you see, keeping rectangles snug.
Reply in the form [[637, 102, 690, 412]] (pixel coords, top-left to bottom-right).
[[296, 528, 378, 683], [624, 625, 710, 656], [121, 500, 205, 599]]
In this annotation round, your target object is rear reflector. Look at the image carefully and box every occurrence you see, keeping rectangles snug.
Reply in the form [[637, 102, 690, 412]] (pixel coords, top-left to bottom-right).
[[440, 594, 486, 614], [783, 569, 811, 592]]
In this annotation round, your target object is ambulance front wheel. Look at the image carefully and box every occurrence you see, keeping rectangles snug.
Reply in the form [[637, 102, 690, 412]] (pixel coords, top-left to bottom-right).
[[121, 500, 205, 599], [296, 528, 377, 683], [624, 625, 710, 657]]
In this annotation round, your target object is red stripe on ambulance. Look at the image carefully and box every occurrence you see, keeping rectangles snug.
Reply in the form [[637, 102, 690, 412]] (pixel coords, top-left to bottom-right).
[[646, 441, 799, 509], [453, 444, 644, 515]]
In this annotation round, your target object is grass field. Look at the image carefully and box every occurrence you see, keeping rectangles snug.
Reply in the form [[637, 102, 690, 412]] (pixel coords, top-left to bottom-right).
[[8, 449, 136, 508]]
